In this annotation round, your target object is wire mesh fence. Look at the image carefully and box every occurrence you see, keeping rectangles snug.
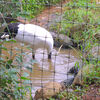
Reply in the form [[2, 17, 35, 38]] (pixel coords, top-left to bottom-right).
[[0, 0, 100, 100]]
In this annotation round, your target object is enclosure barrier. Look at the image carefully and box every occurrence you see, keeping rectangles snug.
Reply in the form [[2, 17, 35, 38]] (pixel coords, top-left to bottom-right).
[[0, 0, 100, 100]]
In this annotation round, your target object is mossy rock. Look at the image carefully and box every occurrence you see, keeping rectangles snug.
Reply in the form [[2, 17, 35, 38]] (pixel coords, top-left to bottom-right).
[[34, 82, 65, 99]]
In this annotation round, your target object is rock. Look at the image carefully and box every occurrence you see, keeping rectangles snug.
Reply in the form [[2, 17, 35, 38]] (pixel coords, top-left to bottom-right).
[[50, 32, 73, 48], [68, 61, 82, 75], [61, 75, 75, 87], [61, 61, 82, 87], [34, 82, 65, 100], [72, 64, 94, 86], [68, 66, 78, 75]]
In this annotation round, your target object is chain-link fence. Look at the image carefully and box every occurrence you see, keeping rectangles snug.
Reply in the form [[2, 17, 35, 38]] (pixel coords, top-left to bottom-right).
[[0, 0, 100, 100]]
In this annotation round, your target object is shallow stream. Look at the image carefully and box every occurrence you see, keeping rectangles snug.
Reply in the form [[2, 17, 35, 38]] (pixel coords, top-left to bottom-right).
[[1, 42, 80, 96]]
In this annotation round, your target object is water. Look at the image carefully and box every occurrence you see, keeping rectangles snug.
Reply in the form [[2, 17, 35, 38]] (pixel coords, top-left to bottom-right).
[[1, 42, 80, 96]]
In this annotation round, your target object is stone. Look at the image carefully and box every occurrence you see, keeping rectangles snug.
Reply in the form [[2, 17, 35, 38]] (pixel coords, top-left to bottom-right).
[[50, 32, 73, 48], [34, 82, 64, 100], [72, 64, 94, 86], [61, 75, 75, 87]]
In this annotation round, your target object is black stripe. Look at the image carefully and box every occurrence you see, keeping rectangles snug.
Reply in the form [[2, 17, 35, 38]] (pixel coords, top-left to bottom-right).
[[4, 22, 21, 38]]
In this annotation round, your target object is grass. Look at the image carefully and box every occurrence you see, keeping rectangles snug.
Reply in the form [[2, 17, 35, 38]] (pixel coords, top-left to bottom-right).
[[0, 0, 100, 99], [0, 0, 63, 21], [51, 3, 100, 41], [49, 0, 100, 99], [0, 0, 64, 20]]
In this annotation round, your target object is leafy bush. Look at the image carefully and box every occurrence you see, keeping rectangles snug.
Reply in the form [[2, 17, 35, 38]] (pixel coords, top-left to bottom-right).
[[0, 0, 21, 18], [67, 0, 96, 7], [0, 42, 32, 100], [0, 0, 63, 22], [84, 62, 100, 84], [0, 61, 31, 99], [21, 0, 63, 19], [50, 0, 100, 43]]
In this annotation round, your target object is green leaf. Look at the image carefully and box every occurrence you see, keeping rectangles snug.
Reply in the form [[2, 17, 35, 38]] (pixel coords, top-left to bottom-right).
[[7, 59, 13, 65], [21, 76, 30, 80], [9, 39, 16, 43], [0, 46, 7, 50]]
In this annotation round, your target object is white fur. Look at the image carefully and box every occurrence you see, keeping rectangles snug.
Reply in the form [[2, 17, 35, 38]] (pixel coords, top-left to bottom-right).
[[15, 24, 54, 55], [1, 34, 9, 38]]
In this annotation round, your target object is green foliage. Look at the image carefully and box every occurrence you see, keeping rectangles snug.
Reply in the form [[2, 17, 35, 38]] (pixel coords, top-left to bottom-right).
[[50, 90, 81, 100], [50, 0, 100, 42], [50, 1, 100, 99], [0, 42, 32, 100], [67, 0, 96, 7], [52, 8, 100, 42], [63, 8, 95, 24], [0, 60, 31, 100], [21, 0, 44, 19], [0, 0, 21, 18], [21, 0, 62, 19], [84, 64, 100, 84], [0, 0, 62, 21]]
